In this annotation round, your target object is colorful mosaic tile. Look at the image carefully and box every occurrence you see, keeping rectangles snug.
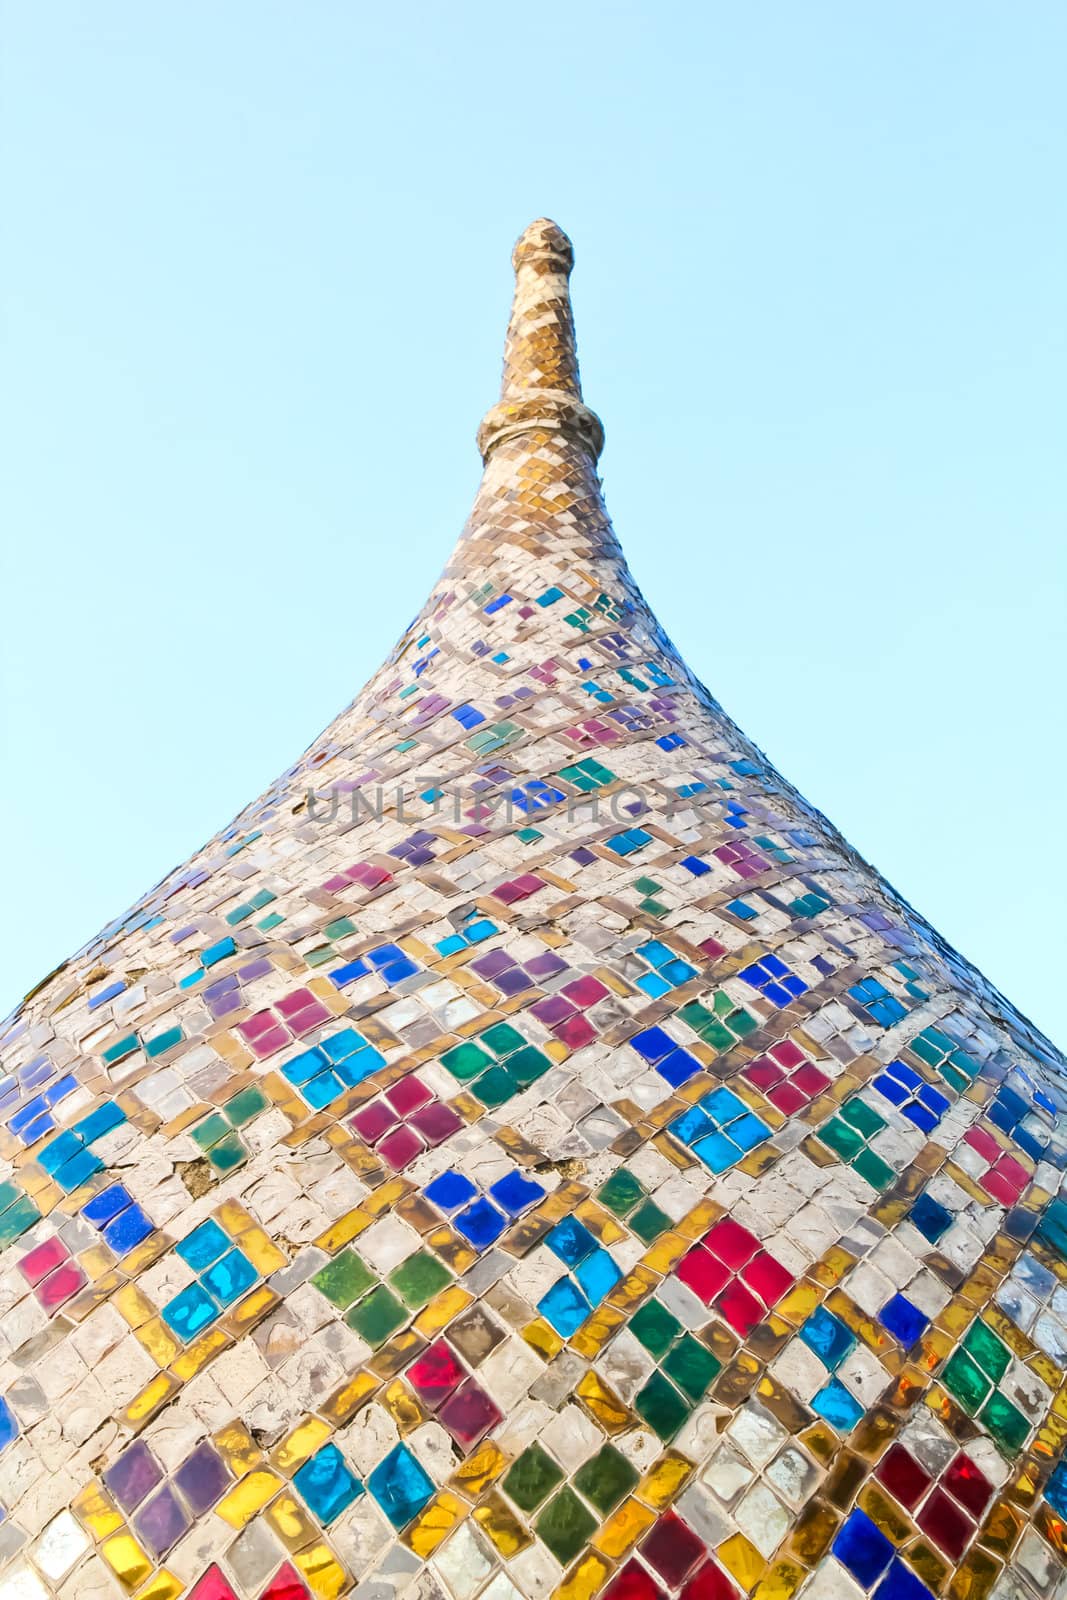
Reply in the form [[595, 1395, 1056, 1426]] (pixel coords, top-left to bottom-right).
[[0, 218, 1064, 1600]]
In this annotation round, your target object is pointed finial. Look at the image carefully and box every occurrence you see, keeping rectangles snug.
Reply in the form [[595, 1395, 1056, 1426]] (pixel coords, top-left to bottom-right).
[[477, 219, 604, 464]]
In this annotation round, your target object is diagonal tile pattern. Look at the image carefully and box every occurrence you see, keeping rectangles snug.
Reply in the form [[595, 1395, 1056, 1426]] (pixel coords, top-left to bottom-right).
[[0, 218, 1065, 1600]]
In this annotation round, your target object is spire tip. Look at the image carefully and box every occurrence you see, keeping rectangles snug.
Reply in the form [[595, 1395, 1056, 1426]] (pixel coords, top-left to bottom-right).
[[512, 218, 574, 274]]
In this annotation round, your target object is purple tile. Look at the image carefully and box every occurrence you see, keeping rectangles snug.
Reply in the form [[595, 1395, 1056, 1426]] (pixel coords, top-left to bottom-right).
[[174, 1441, 231, 1514], [103, 1440, 163, 1512], [133, 1483, 190, 1558]]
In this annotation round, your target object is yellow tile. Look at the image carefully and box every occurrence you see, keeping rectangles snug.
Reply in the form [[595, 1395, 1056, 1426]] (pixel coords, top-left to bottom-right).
[[593, 1495, 656, 1556], [449, 1439, 507, 1498], [314, 1208, 374, 1253], [172, 1327, 230, 1380], [136, 1573, 185, 1600], [100, 1532, 153, 1590], [404, 1490, 468, 1557], [554, 1549, 613, 1600], [383, 1377, 426, 1432], [216, 1198, 253, 1236], [472, 1492, 531, 1557], [717, 1532, 767, 1592], [265, 1489, 318, 1550], [414, 1285, 473, 1337], [215, 1468, 283, 1527], [754, 1561, 806, 1600], [638, 1450, 694, 1509], [294, 1543, 349, 1598], [321, 1369, 380, 1425], [570, 1303, 628, 1358], [575, 1370, 631, 1434], [523, 1317, 564, 1361], [122, 1372, 179, 1427], [226, 1283, 277, 1331], [114, 1283, 156, 1329], [72, 1481, 123, 1539], [272, 1417, 333, 1472], [239, 1224, 288, 1274], [133, 1316, 182, 1367], [213, 1421, 262, 1474]]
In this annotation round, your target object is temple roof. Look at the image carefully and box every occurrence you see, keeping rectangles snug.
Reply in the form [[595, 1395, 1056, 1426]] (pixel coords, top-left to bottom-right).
[[0, 222, 1065, 1600]]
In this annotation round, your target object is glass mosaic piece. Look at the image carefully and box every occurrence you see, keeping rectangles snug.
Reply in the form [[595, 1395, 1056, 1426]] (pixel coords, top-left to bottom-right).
[[0, 217, 1064, 1600]]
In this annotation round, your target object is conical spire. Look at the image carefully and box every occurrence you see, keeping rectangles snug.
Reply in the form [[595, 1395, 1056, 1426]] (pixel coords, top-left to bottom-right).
[[0, 222, 1065, 1600], [477, 218, 604, 464]]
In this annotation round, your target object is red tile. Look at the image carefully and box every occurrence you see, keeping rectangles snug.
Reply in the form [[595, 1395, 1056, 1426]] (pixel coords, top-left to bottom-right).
[[19, 1236, 69, 1286], [601, 1559, 664, 1600], [771, 1040, 806, 1070], [387, 1076, 433, 1115], [562, 975, 610, 1009], [963, 1127, 999, 1163], [704, 1218, 759, 1269], [768, 1083, 807, 1114], [681, 1563, 739, 1600], [438, 1379, 503, 1448], [377, 1126, 424, 1169], [716, 1278, 766, 1336], [187, 1569, 239, 1600], [640, 1510, 707, 1586], [746, 1059, 786, 1091], [675, 1245, 730, 1304], [38, 1261, 87, 1311], [554, 1014, 598, 1049], [876, 1443, 931, 1511], [410, 1102, 463, 1142], [792, 1064, 831, 1097], [741, 1251, 794, 1307], [407, 1340, 465, 1408], [351, 1102, 400, 1143], [943, 1453, 993, 1518], [917, 1487, 973, 1560]]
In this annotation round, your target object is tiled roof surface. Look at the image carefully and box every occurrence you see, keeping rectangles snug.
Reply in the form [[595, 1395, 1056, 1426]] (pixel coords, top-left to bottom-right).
[[0, 220, 1064, 1600]]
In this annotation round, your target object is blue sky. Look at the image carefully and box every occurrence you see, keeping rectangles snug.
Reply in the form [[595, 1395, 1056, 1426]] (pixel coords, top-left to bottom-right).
[[2, 3, 1064, 1043]]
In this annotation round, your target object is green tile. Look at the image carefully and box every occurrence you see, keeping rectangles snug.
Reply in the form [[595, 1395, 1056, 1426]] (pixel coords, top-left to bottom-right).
[[629, 1199, 671, 1244], [441, 1041, 493, 1082], [662, 1333, 722, 1401], [503, 1445, 564, 1512], [191, 1112, 229, 1151], [225, 1085, 269, 1126], [963, 1319, 1010, 1383], [980, 1390, 1029, 1454], [313, 1250, 376, 1309], [634, 1371, 691, 1440], [206, 1132, 246, 1173], [597, 1169, 645, 1217], [509, 1046, 552, 1088], [389, 1250, 451, 1308], [345, 1286, 407, 1346], [630, 1299, 681, 1360], [573, 1445, 638, 1514], [471, 1064, 518, 1108], [818, 1117, 865, 1162], [535, 1487, 597, 1565], [840, 1098, 886, 1139], [480, 1022, 526, 1057], [852, 1149, 895, 1190], [941, 1347, 992, 1414]]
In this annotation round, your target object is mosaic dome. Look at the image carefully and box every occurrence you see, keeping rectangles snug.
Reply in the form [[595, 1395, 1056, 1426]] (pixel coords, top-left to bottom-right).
[[1, 221, 1066, 1600]]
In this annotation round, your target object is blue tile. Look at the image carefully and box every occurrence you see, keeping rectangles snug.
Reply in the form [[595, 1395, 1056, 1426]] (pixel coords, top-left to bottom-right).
[[201, 1249, 257, 1307], [293, 1444, 363, 1523], [537, 1277, 592, 1337], [833, 1508, 895, 1587], [176, 1220, 230, 1271], [367, 1444, 435, 1529]]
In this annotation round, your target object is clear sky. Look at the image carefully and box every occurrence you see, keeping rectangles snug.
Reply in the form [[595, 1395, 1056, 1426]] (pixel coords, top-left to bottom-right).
[[1, 4, 1064, 1045]]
